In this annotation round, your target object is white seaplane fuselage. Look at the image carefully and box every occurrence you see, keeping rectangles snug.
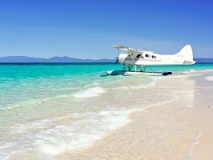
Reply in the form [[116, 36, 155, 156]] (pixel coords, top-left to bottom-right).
[[106, 44, 195, 76]]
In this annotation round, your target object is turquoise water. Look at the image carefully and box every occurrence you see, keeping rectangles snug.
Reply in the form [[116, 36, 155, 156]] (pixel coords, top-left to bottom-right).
[[0, 63, 213, 159], [1, 63, 212, 109], [0, 63, 210, 109]]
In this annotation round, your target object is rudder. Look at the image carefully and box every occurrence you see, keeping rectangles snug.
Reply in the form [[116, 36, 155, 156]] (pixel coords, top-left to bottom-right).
[[177, 45, 194, 63]]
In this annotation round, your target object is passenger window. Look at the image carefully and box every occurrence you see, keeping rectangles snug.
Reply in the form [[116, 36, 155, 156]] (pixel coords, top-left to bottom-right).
[[145, 54, 150, 58], [152, 55, 156, 59]]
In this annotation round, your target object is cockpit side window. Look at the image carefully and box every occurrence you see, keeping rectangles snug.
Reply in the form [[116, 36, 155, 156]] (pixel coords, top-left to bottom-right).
[[136, 54, 141, 58]]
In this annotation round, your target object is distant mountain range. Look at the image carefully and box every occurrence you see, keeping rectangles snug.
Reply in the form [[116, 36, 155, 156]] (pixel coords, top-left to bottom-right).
[[0, 56, 212, 63], [0, 56, 115, 63]]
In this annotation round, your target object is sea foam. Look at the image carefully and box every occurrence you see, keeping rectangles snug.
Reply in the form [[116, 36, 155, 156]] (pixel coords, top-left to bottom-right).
[[205, 76, 213, 81], [72, 86, 105, 98], [0, 109, 138, 159]]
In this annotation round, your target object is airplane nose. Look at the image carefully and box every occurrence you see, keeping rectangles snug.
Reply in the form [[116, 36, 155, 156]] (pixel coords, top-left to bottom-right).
[[117, 53, 128, 63]]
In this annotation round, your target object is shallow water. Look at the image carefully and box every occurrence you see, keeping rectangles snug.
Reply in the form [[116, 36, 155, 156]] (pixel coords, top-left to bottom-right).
[[0, 63, 213, 159]]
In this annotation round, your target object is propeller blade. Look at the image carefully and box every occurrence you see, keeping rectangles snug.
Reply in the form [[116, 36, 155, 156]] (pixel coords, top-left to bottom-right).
[[115, 58, 118, 64]]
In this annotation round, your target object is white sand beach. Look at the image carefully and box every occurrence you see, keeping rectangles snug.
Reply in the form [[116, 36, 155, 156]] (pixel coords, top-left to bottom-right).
[[58, 72, 213, 160]]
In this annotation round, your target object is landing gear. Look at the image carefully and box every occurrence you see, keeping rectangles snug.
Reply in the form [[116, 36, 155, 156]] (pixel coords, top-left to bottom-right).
[[122, 64, 146, 72]]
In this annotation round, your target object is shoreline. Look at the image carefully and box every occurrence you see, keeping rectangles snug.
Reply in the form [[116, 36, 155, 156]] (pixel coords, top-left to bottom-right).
[[59, 105, 196, 160], [58, 72, 213, 160], [169, 73, 213, 160]]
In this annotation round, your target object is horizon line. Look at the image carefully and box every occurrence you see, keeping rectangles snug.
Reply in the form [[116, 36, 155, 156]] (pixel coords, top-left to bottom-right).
[[0, 56, 213, 59]]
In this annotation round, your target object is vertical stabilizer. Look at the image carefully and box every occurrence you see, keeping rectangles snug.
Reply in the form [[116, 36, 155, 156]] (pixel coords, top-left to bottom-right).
[[177, 45, 195, 64]]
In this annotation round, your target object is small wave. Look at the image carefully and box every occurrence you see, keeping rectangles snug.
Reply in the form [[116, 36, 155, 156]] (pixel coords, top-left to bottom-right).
[[72, 86, 105, 98], [182, 69, 196, 74], [205, 76, 213, 81], [189, 69, 196, 72], [0, 93, 73, 111], [183, 71, 190, 74], [188, 127, 202, 160], [183, 69, 213, 74], [1, 109, 140, 159], [115, 80, 156, 90], [130, 81, 156, 89]]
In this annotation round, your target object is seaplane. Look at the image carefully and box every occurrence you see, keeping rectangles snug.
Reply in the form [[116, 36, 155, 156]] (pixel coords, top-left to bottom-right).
[[106, 44, 195, 76]]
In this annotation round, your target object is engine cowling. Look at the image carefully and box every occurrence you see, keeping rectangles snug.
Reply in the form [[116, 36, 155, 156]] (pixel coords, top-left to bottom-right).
[[117, 53, 129, 63]]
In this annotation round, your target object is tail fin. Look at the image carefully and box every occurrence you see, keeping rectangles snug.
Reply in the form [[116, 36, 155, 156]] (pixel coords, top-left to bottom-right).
[[177, 45, 195, 64]]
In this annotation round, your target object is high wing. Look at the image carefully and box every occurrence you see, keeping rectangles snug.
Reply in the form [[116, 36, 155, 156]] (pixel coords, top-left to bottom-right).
[[113, 44, 143, 55]]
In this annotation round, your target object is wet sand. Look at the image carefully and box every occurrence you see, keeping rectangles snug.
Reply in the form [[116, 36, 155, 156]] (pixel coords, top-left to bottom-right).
[[58, 72, 213, 160], [170, 73, 213, 160]]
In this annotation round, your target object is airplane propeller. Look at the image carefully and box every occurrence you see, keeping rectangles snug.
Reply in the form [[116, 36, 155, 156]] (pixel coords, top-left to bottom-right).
[[115, 48, 120, 64], [115, 58, 118, 64]]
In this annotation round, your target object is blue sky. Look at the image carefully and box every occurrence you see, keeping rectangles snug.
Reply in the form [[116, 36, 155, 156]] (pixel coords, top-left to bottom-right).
[[0, 0, 212, 59]]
